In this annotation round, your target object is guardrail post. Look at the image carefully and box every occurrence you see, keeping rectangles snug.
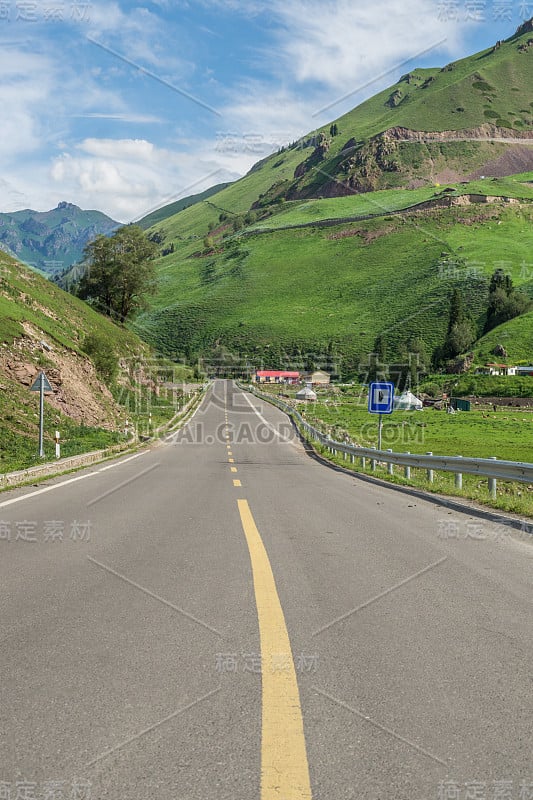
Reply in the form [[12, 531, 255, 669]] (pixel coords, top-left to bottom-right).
[[426, 453, 434, 483], [488, 457, 497, 499], [371, 447, 377, 471], [455, 456, 463, 489], [405, 452, 410, 479], [361, 455, 366, 469], [387, 449, 394, 475]]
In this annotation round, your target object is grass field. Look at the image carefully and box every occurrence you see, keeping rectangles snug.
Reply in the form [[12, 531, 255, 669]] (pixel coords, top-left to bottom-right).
[[247, 175, 533, 232], [137, 194, 533, 371], [256, 384, 533, 516]]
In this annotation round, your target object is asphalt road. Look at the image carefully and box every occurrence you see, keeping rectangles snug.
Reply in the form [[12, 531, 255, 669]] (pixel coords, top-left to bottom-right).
[[1, 380, 532, 800]]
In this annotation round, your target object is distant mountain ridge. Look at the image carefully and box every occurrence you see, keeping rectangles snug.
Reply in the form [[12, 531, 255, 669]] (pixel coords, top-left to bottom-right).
[[0, 202, 119, 275]]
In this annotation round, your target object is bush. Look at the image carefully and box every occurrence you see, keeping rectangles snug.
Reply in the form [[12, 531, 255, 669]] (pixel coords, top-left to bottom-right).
[[82, 333, 118, 385]]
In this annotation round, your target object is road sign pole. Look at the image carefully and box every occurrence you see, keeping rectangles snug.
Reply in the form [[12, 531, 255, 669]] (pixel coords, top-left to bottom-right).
[[39, 383, 45, 458], [30, 371, 53, 459], [368, 382, 394, 453]]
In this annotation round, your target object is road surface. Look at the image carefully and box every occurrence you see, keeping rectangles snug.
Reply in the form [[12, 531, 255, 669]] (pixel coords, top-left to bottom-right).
[[1, 380, 531, 799]]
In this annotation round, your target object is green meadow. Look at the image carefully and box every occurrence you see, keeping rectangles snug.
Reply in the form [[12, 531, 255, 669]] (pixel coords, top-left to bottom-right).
[[256, 384, 533, 516]]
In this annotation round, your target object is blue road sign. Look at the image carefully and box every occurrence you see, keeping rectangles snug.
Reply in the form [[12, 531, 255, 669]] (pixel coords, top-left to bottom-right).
[[368, 381, 394, 415]]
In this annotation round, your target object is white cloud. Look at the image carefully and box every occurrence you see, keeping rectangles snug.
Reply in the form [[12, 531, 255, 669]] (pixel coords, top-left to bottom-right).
[[46, 137, 247, 221], [192, 0, 469, 145], [84, 2, 191, 76], [70, 113, 164, 123], [76, 138, 156, 159], [270, 0, 463, 89], [0, 50, 55, 158], [0, 1, 483, 223]]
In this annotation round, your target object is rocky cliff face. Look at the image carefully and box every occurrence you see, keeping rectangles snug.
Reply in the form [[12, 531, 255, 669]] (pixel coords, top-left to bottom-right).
[[379, 124, 533, 142]]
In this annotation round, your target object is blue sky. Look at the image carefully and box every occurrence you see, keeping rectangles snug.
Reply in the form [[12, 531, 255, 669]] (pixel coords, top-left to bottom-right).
[[0, 0, 530, 221]]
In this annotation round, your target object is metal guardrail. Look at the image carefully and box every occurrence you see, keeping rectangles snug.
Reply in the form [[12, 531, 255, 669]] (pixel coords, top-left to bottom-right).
[[241, 384, 533, 498]]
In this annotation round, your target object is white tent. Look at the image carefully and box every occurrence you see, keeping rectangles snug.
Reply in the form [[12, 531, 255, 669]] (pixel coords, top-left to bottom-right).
[[393, 390, 423, 410], [296, 386, 317, 401]]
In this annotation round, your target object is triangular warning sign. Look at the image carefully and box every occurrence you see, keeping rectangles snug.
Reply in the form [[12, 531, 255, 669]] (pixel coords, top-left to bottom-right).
[[30, 371, 53, 392]]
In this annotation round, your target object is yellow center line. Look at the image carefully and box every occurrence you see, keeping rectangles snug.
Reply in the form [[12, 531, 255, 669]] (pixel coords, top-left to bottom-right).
[[237, 499, 312, 800], [233, 479, 242, 487], [231, 467, 238, 473], [228, 451, 233, 456], [229, 458, 235, 463]]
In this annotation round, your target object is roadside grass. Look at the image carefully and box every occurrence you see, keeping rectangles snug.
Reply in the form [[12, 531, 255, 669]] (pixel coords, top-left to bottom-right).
[[0, 377, 199, 474], [316, 443, 533, 519], [0, 251, 197, 473], [0, 408, 122, 472], [255, 384, 533, 516], [277, 388, 533, 462]]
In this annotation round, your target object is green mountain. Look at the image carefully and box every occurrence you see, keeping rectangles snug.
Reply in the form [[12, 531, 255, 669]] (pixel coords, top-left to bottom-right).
[[136, 183, 231, 230], [129, 21, 533, 373], [0, 202, 119, 276], [0, 250, 149, 471]]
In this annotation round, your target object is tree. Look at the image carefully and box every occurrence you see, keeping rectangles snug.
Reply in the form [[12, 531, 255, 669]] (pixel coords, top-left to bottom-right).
[[484, 269, 531, 333], [447, 288, 464, 334], [82, 332, 118, 384], [78, 225, 157, 322], [78, 235, 116, 317], [407, 336, 428, 387], [446, 320, 476, 357], [441, 288, 475, 359], [374, 333, 387, 363]]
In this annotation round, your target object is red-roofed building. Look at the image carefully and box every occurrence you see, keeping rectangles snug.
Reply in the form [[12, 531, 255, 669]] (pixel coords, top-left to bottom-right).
[[254, 370, 300, 384]]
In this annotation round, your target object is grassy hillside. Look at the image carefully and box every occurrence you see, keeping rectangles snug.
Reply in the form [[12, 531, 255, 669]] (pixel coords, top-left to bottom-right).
[[136, 183, 231, 230], [130, 22, 533, 371], [473, 310, 533, 364], [134, 186, 532, 374], [0, 253, 192, 472], [290, 20, 533, 197], [0, 256, 142, 353]]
